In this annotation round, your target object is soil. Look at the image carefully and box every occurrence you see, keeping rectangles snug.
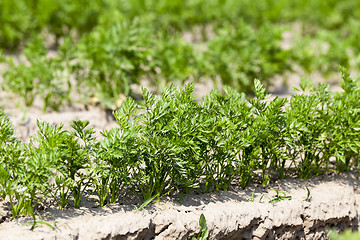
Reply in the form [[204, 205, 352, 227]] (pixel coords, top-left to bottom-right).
[[0, 169, 359, 240]]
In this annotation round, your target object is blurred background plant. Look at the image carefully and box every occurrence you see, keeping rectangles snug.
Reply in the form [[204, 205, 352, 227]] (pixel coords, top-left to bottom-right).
[[1, 0, 360, 110]]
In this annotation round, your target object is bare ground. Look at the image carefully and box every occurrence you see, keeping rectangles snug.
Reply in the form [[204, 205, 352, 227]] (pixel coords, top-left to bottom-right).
[[0, 169, 359, 239]]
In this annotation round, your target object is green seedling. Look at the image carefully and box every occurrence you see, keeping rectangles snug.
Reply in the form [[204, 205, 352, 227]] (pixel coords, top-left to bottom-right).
[[268, 189, 292, 206], [135, 194, 158, 213], [259, 194, 264, 203], [303, 187, 311, 202], [247, 193, 255, 202], [23, 205, 57, 231], [192, 214, 209, 240]]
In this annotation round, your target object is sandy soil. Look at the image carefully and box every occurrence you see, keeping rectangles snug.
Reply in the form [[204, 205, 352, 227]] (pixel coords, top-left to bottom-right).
[[0, 169, 359, 240]]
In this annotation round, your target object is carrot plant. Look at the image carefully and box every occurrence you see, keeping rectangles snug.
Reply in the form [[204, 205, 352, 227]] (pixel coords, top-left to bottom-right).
[[93, 127, 140, 206], [151, 33, 198, 87], [68, 120, 96, 208], [248, 79, 289, 184], [0, 120, 60, 218], [2, 0, 360, 50], [200, 86, 250, 191], [1, 36, 71, 111], [3, 2, 360, 111], [268, 189, 292, 206], [201, 20, 291, 93], [0, 68, 359, 214], [285, 79, 331, 178], [328, 229, 360, 240], [329, 67, 360, 172], [75, 20, 154, 109], [23, 120, 95, 209], [132, 84, 206, 199], [192, 214, 209, 240], [0, 112, 25, 218]]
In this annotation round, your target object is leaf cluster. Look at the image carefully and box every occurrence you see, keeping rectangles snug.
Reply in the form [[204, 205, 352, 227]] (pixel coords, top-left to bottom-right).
[[200, 21, 291, 92], [2, 0, 360, 111], [0, 36, 74, 111], [1, 0, 360, 50], [0, 18, 291, 110], [0, 68, 359, 218]]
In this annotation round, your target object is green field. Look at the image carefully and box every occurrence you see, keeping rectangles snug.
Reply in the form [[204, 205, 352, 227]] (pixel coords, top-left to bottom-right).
[[0, 1, 360, 236], [1, 0, 360, 110]]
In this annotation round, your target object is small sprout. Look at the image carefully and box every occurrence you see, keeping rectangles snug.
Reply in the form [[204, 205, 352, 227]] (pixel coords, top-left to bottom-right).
[[23, 206, 57, 231], [192, 213, 209, 240], [259, 194, 264, 203], [247, 193, 255, 202], [303, 187, 311, 202], [135, 194, 159, 213], [268, 189, 292, 206]]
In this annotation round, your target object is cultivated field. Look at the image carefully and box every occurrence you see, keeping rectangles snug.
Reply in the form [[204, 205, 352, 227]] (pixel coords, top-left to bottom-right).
[[1, 0, 360, 239]]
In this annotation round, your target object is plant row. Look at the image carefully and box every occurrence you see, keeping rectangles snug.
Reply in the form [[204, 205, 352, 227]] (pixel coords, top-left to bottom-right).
[[1, 0, 360, 49], [1, 20, 292, 110], [0, 68, 359, 219], [2, 16, 360, 111], [2, 0, 360, 111]]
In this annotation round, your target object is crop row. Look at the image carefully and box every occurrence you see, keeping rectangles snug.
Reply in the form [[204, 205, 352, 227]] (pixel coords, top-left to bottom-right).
[[1, 0, 360, 49], [1, 20, 291, 110], [0, 68, 359, 219], [1, 1, 360, 111], [1, 18, 359, 111]]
